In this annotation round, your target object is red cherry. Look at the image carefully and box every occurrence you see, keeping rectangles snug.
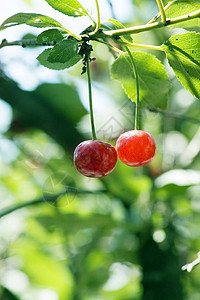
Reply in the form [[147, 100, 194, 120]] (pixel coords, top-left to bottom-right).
[[74, 140, 117, 178], [116, 130, 156, 167]]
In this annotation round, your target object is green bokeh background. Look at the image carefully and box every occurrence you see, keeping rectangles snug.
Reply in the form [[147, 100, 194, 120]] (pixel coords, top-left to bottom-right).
[[0, 0, 200, 299]]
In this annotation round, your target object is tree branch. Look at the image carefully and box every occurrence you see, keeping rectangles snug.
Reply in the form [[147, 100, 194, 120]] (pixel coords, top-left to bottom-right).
[[182, 252, 200, 272], [146, 107, 200, 125], [94, 9, 200, 37], [0, 38, 56, 49], [0, 189, 106, 219], [156, 0, 167, 24], [117, 40, 164, 51], [148, 1, 174, 24], [1, 8, 199, 52]]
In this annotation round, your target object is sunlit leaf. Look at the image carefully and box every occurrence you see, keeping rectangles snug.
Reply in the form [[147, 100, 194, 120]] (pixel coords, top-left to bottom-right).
[[101, 18, 133, 43], [110, 51, 170, 109], [37, 29, 64, 43], [162, 32, 200, 99], [45, 0, 91, 18], [163, 0, 200, 31], [0, 13, 63, 30], [14, 241, 73, 300]]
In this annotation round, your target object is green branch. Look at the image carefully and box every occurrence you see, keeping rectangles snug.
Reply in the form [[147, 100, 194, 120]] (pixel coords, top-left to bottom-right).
[[93, 39, 124, 54], [59, 27, 81, 41], [1, 37, 163, 53], [146, 107, 200, 125], [0, 197, 50, 219], [182, 252, 200, 272], [148, 1, 174, 24], [0, 38, 57, 49], [94, 9, 200, 37], [117, 40, 164, 51], [156, 0, 166, 24], [0, 189, 106, 219], [1, 8, 199, 53]]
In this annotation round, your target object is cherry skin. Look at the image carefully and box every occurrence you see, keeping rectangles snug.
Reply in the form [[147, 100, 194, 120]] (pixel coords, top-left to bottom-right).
[[74, 140, 117, 178], [116, 130, 156, 167]]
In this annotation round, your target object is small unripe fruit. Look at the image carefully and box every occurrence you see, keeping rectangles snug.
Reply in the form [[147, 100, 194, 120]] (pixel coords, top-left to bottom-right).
[[116, 130, 156, 167], [74, 140, 117, 177]]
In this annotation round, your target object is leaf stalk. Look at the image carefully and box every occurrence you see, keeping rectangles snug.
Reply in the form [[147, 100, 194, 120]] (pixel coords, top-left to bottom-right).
[[148, 1, 174, 24], [92, 0, 101, 35], [119, 41, 164, 51], [156, 0, 167, 24]]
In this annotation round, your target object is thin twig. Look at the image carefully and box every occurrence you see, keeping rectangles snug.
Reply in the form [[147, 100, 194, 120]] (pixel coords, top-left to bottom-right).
[[93, 38, 124, 54], [182, 252, 200, 272], [118, 41, 164, 51], [0, 189, 106, 219], [94, 9, 200, 37], [147, 107, 200, 125], [148, 1, 174, 24], [156, 0, 167, 24], [0, 38, 57, 49]]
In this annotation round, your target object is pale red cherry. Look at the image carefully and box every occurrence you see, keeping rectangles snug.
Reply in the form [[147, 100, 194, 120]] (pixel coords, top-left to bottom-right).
[[74, 140, 117, 177], [116, 130, 156, 167]]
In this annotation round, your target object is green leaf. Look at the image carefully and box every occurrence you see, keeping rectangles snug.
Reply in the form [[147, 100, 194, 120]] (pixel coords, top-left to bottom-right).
[[37, 39, 81, 70], [110, 51, 170, 109], [0, 13, 63, 30], [37, 29, 64, 43], [48, 39, 79, 63], [37, 213, 117, 234], [14, 241, 73, 300], [163, 0, 200, 31], [0, 77, 84, 152], [35, 83, 87, 124], [22, 33, 37, 40], [45, 0, 90, 18], [102, 18, 133, 43], [162, 32, 200, 99]]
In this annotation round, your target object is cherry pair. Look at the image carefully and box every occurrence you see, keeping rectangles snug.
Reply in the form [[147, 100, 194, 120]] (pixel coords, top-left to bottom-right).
[[74, 130, 156, 178]]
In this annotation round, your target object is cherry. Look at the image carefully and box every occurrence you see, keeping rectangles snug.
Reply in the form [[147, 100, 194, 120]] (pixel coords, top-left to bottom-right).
[[74, 140, 117, 178], [116, 130, 156, 167]]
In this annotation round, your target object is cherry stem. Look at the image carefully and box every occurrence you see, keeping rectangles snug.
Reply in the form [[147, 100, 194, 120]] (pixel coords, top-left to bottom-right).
[[86, 55, 97, 140], [126, 47, 140, 130], [156, 0, 167, 24], [93, 0, 101, 35]]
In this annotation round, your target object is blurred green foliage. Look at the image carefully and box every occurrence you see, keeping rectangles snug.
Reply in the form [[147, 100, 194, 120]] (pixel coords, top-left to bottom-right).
[[1, 0, 200, 299]]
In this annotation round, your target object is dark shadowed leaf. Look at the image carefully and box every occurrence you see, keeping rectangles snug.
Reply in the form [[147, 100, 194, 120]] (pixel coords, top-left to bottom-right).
[[37, 39, 81, 70]]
